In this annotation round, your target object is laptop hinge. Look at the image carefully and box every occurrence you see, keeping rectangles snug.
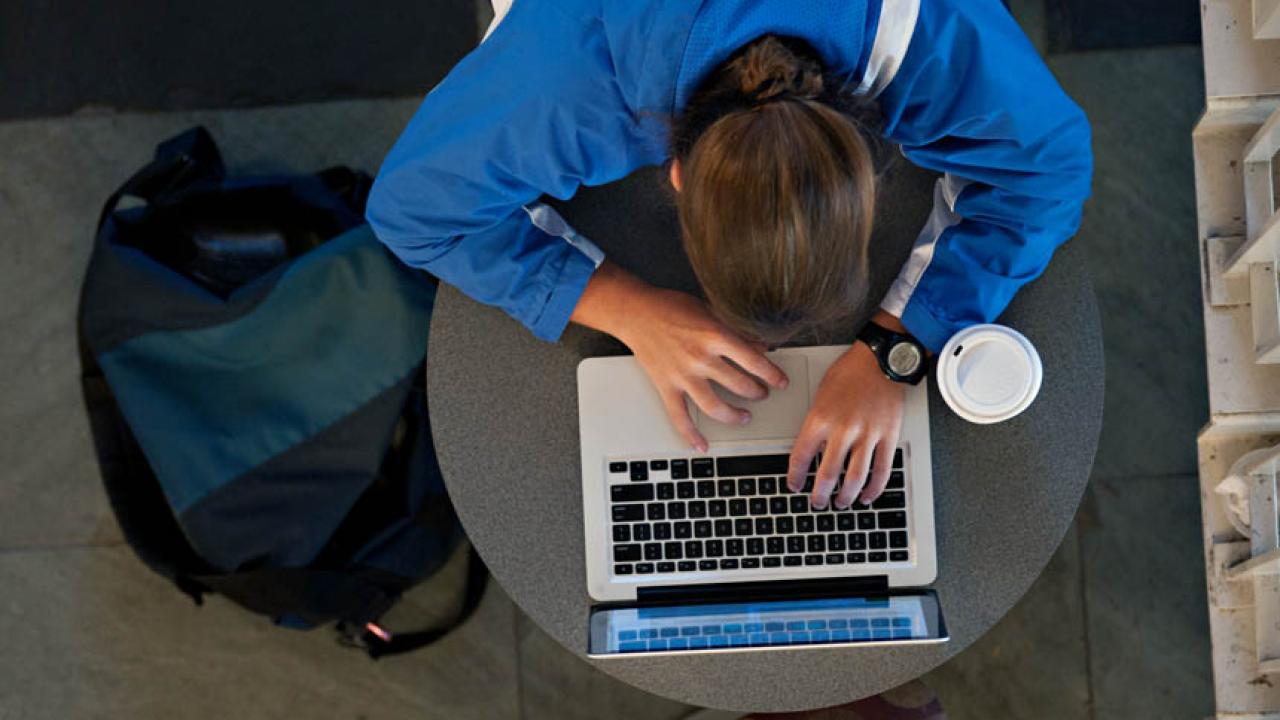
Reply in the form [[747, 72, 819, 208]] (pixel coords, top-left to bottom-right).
[[635, 575, 891, 606]]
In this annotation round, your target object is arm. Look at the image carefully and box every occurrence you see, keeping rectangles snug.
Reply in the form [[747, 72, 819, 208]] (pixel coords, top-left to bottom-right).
[[366, 6, 643, 342], [876, 0, 1093, 351]]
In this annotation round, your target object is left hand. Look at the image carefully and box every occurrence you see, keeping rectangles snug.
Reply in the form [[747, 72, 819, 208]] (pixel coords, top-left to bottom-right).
[[786, 315, 908, 510]]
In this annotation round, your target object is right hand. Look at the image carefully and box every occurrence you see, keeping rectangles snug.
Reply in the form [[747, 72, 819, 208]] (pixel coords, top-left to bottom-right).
[[613, 288, 789, 452], [571, 262, 789, 451]]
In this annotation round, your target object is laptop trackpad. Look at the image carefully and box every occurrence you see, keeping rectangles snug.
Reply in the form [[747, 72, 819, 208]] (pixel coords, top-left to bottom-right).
[[694, 355, 810, 443]]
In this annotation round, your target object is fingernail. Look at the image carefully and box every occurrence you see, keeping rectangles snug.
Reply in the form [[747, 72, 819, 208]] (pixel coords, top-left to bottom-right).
[[779, 377, 789, 389], [695, 442, 708, 452], [739, 413, 751, 425]]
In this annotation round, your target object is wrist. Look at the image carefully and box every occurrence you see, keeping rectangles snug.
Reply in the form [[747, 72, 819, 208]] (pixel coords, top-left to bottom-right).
[[570, 261, 654, 343], [871, 309, 908, 336]]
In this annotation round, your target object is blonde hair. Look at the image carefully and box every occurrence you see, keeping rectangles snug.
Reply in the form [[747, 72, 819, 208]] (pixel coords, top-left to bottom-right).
[[672, 35, 879, 344]]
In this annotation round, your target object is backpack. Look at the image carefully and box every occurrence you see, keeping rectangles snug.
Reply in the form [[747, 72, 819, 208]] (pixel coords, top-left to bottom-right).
[[77, 127, 485, 658]]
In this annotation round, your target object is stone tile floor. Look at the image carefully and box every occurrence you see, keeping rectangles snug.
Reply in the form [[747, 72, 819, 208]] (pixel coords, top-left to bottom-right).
[[0, 4, 1215, 719]]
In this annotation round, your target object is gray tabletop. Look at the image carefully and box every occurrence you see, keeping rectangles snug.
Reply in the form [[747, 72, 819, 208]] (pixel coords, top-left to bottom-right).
[[426, 158, 1104, 713]]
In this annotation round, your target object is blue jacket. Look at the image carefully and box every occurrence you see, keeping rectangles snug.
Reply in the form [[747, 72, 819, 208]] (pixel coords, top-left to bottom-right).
[[367, 0, 1092, 351]]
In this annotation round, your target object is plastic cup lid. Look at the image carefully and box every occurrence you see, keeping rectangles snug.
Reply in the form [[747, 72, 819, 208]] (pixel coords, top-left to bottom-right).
[[936, 324, 1042, 424]]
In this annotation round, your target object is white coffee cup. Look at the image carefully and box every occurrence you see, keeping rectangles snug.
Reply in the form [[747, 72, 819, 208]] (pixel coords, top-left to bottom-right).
[[935, 324, 1042, 425]]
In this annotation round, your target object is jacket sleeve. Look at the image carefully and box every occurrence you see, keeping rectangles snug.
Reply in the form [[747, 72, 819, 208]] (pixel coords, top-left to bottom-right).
[[874, 0, 1093, 351], [366, 5, 646, 342]]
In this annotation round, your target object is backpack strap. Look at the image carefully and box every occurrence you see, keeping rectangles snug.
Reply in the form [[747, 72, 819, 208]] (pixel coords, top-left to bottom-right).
[[96, 126, 225, 231]]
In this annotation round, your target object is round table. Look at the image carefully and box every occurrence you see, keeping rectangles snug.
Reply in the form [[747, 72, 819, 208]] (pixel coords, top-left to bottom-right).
[[426, 158, 1104, 713]]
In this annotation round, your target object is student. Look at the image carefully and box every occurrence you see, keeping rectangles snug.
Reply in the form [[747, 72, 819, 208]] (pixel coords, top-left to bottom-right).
[[367, 0, 1093, 514]]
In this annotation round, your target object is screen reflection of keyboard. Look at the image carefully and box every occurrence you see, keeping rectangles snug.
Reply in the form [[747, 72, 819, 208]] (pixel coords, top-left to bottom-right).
[[616, 615, 916, 652]]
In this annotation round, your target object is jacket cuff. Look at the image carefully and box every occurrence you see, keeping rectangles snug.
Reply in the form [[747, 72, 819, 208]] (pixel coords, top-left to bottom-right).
[[529, 246, 600, 342], [897, 295, 962, 354]]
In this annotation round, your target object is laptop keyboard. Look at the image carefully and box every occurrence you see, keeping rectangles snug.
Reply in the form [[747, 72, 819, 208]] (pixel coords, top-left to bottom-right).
[[607, 451, 910, 578]]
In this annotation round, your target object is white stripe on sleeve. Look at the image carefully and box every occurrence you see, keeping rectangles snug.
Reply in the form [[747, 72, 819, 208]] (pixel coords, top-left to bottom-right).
[[879, 174, 971, 318], [524, 202, 606, 268], [855, 0, 921, 98]]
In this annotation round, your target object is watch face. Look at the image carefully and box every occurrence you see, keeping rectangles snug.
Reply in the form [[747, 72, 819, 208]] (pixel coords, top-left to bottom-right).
[[887, 341, 923, 377]]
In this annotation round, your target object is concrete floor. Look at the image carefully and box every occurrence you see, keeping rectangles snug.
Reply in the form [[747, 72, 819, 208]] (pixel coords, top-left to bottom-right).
[[0, 3, 1214, 719]]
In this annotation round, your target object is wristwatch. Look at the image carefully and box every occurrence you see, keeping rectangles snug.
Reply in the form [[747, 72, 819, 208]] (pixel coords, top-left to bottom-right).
[[856, 321, 928, 385]]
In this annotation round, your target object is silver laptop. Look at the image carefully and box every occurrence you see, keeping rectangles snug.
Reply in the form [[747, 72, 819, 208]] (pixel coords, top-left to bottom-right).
[[578, 345, 947, 657]]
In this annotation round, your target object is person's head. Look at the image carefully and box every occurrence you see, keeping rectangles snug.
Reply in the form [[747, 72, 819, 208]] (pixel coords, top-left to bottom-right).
[[670, 35, 880, 345]]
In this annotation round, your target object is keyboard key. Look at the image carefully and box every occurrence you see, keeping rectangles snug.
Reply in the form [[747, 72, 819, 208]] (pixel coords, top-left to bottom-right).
[[807, 535, 826, 552], [651, 459, 669, 471], [734, 519, 754, 536], [738, 478, 757, 495], [669, 637, 689, 648], [653, 522, 671, 540], [692, 458, 715, 478], [729, 499, 748, 516], [770, 497, 789, 514], [677, 482, 696, 499], [890, 531, 908, 548], [726, 538, 744, 556], [613, 525, 631, 542], [685, 541, 703, 558], [719, 559, 739, 570], [667, 503, 686, 520], [849, 533, 867, 550], [611, 485, 654, 502], [747, 538, 765, 555], [694, 521, 712, 538], [807, 620, 827, 630], [893, 449, 904, 468], [647, 504, 665, 521], [776, 517, 795, 534], [657, 561, 675, 573], [714, 520, 733, 537], [887, 470, 905, 489], [671, 459, 690, 479], [697, 481, 716, 498], [857, 514, 876, 530], [790, 496, 808, 513], [742, 557, 760, 568], [678, 561, 697, 572], [657, 483, 675, 500], [784, 556, 802, 566], [817, 515, 835, 532], [878, 511, 908, 529], [644, 543, 662, 561], [828, 534, 846, 551], [787, 537, 805, 553], [869, 551, 888, 563], [848, 552, 867, 563], [630, 461, 649, 481], [718, 480, 737, 497], [619, 640, 646, 652], [826, 553, 845, 564], [675, 522, 692, 539], [759, 477, 777, 494], [664, 542, 683, 559], [829, 619, 848, 629], [872, 491, 905, 509], [614, 564, 633, 574], [890, 550, 910, 562], [609, 461, 628, 473], [837, 514, 857, 531], [755, 517, 774, 535], [709, 500, 727, 517], [699, 560, 717, 571], [636, 563, 655, 574], [750, 498, 768, 515], [688, 501, 707, 518], [804, 554, 823, 565], [612, 504, 645, 522], [716, 454, 789, 477], [797, 515, 815, 533], [706, 540, 724, 557], [870, 532, 887, 550], [633, 524, 651, 541], [689, 636, 709, 648], [763, 557, 782, 567], [767, 537, 785, 554]]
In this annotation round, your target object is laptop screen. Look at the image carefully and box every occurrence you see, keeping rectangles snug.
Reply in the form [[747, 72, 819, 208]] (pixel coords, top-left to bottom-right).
[[588, 591, 946, 656]]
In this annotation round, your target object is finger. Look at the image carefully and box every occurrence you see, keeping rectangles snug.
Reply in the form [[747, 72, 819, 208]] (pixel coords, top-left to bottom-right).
[[660, 388, 708, 453], [860, 431, 900, 505], [812, 429, 856, 509], [717, 338, 789, 390], [686, 380, 750, 426], [707, 358, 768, 400], [836, 436, 875, 509], [788, 423, 824, 492]]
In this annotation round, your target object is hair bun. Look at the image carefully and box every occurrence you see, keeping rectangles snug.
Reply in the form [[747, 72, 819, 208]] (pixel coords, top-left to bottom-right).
[[734, 35, 825, 103]]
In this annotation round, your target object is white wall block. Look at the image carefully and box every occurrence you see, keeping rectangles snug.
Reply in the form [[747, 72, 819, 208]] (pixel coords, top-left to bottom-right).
[[1206, 0, 1280, 102], [1252, 263, 1280, 362], [1258, 0, 1280, 39]]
